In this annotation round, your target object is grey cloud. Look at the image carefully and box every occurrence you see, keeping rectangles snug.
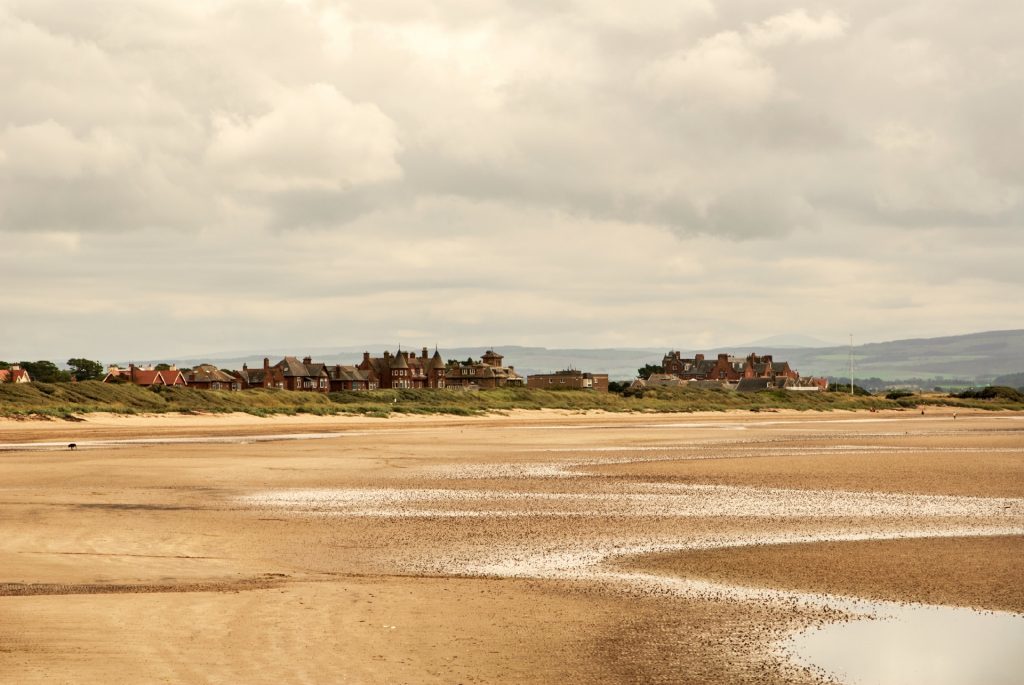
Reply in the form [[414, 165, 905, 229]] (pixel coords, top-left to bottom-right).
[[1, 0, 1023, 358]]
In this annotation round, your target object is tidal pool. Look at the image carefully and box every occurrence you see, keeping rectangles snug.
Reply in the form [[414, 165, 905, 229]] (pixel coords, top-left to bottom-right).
[[785, 603, 1024, 684]]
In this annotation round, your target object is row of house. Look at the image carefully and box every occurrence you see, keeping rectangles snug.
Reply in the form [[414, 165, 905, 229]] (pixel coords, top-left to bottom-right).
[[101, 348, 539, 392], [6, 349, 823, 394], [637, 351, 826, 391]]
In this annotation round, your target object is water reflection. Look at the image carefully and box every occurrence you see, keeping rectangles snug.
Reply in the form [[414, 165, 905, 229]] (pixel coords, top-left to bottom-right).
[[787, 603, 1024, 684]]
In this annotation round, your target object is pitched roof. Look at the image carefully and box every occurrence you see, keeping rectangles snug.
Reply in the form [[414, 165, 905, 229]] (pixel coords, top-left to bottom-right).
[[189, 364, 234, 383], [0, 368, 30, 383], [328, 365, 371, 382], [736, 378, 773, 392], [132, 369, 165, 386]]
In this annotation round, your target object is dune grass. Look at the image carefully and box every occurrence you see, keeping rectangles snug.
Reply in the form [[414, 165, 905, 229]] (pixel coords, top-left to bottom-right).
[[0, 381, 1020, 420]]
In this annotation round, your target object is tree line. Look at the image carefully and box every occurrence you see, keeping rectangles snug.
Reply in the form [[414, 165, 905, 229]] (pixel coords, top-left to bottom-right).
[[0, 358, 104, 383]]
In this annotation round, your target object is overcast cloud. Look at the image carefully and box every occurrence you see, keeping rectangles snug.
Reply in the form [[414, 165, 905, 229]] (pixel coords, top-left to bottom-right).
[[1, 0, 1022, 361]]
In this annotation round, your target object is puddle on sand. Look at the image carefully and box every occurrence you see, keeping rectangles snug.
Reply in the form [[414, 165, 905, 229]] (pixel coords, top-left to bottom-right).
[[785, 603, 1024, 684]]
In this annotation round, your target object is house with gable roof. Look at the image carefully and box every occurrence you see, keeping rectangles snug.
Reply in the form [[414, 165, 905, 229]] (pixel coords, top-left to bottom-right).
[[327, 364, 377, 391], [445, 350, 524, 390], [103, 364, 188, 387], [186, 364, 242, 391], [0, 365, 31, 383], [357, 347, 447, 389]]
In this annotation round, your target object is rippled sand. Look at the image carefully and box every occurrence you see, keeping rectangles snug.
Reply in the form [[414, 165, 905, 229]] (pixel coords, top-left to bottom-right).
[[0, 409, 1021, 683]]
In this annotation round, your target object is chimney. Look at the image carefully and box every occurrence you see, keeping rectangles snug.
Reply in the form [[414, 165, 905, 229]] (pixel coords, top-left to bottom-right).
[[169, 364, 177, 371], [764, 355, 773, 364], [384, 351, 391, 359], [263, 357, 270, 371], [363, 352, 371, 363], [695, 354, 704, 362], [242, 363, 248, 371], [303, 356, 312, 365], [422, 347, 428, 360], [335, 364, 342, 375], [718, 353, 728, 362]]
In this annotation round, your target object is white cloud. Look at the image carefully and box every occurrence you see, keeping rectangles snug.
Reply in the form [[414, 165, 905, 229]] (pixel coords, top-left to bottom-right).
[[207, 83, 402, 191], [640, 31, 776, 108], [748, 10, 848, 47], [0, 121, 133, 180], [0, 0, 1022, 356]]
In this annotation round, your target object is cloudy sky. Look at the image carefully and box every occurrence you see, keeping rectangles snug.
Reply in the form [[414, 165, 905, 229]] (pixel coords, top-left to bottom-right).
[[2, 0, 1022, 362]]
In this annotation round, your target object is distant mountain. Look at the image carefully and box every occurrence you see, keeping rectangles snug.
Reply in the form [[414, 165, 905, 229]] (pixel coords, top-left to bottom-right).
[[137, 330, 1024, 383], [721, 329, 1024, 383], [729, 334, 842, 349]]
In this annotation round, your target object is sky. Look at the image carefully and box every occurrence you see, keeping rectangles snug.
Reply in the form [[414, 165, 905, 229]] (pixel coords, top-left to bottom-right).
[[2, 0, 1022, 362]]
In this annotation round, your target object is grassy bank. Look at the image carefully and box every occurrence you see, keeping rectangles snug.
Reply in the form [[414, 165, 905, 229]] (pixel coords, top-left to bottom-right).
[[1, 382, 1021, 420]]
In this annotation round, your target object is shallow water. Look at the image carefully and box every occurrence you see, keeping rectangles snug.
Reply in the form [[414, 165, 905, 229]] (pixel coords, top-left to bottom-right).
[[785, 603, 1024, 684]]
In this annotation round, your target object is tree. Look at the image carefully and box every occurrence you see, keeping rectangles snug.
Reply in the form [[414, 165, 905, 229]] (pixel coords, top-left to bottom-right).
[[608, 380, 630, 393], [636, 364, 664, 380], [0, 361, 10, 370], [17, 360, 71, 383], [67, 358, 104, 382], [154, 363, 171, 371]]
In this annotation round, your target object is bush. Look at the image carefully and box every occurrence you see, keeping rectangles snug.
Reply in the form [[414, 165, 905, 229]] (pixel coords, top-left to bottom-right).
[[954, 386, 1024, 402], [885, 390, 915, 400]]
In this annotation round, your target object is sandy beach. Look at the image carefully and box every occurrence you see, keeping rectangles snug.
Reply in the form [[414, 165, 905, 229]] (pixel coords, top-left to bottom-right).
[[1, 408, 1021, 683]]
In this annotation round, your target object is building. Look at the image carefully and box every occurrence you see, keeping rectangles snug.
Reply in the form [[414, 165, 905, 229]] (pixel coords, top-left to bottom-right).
[[235, 357, 329, 391], [103, 364, 188, 387], [186, 364, 242, 391], [741, 353, 799, 383], [445, 350, 524, 390], [642, 374, 686, 388], [661, 351, 812, 386], [357, 347, 446, 390], [0, 365, 31, 383], [662, 352, 745, 382], [527, 369, 608, 392], [236, 359, 286, 389], [327, 364, 377, 391]]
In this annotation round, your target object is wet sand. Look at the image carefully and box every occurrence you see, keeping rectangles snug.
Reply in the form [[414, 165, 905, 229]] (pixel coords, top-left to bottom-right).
[[0, 409, 1021, 683]]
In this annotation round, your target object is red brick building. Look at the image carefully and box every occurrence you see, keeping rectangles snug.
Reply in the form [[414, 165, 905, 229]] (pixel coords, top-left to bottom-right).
[[327, 364, 377, 391], [445, 350, 523, 390], [236, 357, 329, 391], [662, 352, 745, 381], [661, 351, 813, 387], [357, 347, 446, 390]]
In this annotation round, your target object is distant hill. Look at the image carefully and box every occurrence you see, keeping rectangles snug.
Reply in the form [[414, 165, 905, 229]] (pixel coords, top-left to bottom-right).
[[993, 372, 1024, 390], [758, 329, 1024, 383], [138, 330, 1024, 383]]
